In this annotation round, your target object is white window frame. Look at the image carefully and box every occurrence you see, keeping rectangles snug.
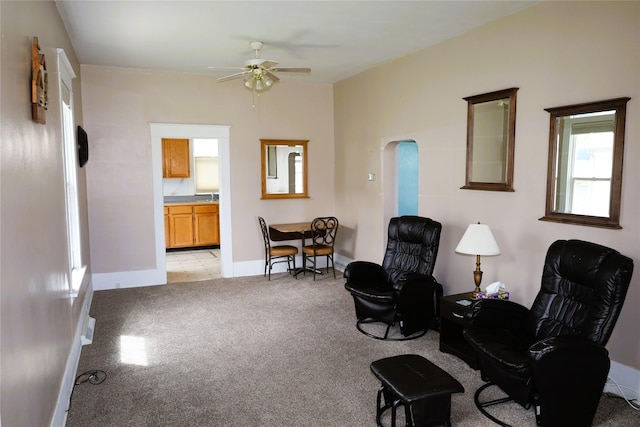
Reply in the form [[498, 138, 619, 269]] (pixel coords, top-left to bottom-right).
[[559, 113, 614, 215], [57, 49, 86, 297]]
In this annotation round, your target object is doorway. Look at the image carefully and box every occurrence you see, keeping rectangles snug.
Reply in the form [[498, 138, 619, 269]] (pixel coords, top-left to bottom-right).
[[396, 140, 419, 216], [382, 140, 419, 241], [150, 124, 232, 283], [166, 248, 221, 283]]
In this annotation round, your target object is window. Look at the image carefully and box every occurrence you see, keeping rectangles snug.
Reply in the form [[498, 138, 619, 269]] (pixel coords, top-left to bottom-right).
[[58, 49, 85, 296], [541, 97, 629, 229], [561, 115, 614, 216], [193, 138, 219, 194]]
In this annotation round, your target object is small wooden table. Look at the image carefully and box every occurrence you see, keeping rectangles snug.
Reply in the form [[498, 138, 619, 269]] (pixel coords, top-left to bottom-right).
[[269, 222, 314, 235], [269, 221, 342, 276], [269, 222, 315, 276], [269, 221, 343, 235]]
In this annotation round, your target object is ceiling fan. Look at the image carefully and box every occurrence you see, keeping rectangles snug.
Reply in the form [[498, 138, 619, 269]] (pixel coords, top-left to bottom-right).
[[210, 41, 311, 93]]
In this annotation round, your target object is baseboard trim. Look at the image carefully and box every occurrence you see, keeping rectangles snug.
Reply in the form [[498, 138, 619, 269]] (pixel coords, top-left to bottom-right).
[[232, 254, 350, 278], [605, 361, 640, 401], [51, 282, 94, 427], [92, 268, 166, 291], [94, 254, 354, 289], [334, 254, 352, 272]]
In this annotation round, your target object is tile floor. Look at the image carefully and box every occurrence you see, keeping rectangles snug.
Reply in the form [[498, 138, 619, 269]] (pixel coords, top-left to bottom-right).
[[166, 248, 221, 283]]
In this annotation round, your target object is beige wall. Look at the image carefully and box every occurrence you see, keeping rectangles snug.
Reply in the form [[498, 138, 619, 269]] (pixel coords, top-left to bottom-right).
[[0, 1, 92, 425], [81, 66, 334, 277], [334, 1, 639, 370]]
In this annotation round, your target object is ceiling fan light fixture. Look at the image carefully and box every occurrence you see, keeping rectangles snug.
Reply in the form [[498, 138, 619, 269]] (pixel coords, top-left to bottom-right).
[[252, 67, 263, 78], [212, 41, 309, 94]]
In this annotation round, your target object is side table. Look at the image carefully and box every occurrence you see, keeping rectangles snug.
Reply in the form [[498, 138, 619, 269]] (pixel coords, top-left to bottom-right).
[[439, 292, 479, 369]]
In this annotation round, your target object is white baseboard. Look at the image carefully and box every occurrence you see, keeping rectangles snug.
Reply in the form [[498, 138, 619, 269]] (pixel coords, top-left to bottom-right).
[[334, 254, 352, 272], [232, 254, 349, 278], [605, 361, 640, 401], [93, 254, 354, 289], [51, 282, 94, 427], [92, 268, 166, 291]]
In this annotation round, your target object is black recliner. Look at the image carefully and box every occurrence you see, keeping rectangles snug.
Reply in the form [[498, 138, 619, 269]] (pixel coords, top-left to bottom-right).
[[463, 239, 634, 426], [344, 216, 443, 340]]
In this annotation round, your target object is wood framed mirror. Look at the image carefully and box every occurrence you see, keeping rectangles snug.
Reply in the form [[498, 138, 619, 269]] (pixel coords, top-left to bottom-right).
[[540, 97, 629, 229], [261, 139, 309, 199], [461, 87, 518, 192]]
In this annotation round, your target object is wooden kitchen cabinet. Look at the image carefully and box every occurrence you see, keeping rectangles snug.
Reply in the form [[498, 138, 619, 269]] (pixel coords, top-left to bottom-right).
[[168, 205, 194, 248], [165, 203, 220, 248], [164, 207, 170, 249], [194, 205, 220, 246], [162, 138, 190, 178]]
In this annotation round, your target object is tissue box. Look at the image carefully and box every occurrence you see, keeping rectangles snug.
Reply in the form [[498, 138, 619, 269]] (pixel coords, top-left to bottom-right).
[[477, 291, 509, 300], [489, 291, 509, 300]]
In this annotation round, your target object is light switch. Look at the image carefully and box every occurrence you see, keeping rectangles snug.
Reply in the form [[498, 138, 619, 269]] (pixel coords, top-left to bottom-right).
[[367, 173, 375, 181]]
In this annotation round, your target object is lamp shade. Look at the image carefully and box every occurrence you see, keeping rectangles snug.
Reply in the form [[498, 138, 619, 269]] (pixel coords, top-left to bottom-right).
[[455, 223, 501, 256]]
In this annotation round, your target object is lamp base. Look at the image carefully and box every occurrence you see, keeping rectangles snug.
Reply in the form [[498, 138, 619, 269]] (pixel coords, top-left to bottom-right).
[[471, 263, 484, 299], [471, 286, 483, 300]]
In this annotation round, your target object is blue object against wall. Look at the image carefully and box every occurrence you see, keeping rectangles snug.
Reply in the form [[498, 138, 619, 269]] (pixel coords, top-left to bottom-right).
[[397, 141, 418, 216]]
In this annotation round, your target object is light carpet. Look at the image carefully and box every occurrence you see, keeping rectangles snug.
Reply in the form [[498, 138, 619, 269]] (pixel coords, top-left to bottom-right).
[[66, 272, 637, 426]]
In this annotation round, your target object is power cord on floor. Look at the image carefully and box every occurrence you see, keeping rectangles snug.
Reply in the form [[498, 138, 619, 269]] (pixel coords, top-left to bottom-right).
[[66, 369, 107, 412], [606, 376, 640, 411]]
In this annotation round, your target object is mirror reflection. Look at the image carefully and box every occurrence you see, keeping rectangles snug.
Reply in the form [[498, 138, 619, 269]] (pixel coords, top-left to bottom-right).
[[541, 97, 629, 229], [462, 88, 518, 192], [261, 139, 308, 199]]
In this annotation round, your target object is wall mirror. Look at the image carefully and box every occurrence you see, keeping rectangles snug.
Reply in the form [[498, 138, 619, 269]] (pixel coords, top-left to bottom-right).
[[540, 98, 629, 229], [261, 139, 309, 199], [461, 87, 518, 192]]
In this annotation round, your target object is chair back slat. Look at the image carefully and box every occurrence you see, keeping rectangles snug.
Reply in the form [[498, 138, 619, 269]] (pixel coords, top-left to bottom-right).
[[310, 217, 339, 247]]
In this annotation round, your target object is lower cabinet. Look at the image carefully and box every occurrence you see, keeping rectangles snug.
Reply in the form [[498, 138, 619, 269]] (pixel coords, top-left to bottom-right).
[[194, 205, 219, 246], [165, 203, 219, 249]]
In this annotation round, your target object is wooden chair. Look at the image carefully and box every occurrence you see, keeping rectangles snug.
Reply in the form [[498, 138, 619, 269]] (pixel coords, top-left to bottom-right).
[[258, 217, 298, 280], [302, 217, 339, 280]]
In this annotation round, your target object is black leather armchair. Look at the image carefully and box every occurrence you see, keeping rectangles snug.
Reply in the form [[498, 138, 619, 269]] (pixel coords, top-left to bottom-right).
[[463, 239, 634, 426], [344, 216, 443, 340]]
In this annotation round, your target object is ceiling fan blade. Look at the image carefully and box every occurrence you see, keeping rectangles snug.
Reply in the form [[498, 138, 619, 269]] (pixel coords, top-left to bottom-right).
[[216, 71, 250, 82], [271, 67, 311, 73], [207, 66, 246, 71], [260, 60, 279, 69], [265, 71, 280, 82]]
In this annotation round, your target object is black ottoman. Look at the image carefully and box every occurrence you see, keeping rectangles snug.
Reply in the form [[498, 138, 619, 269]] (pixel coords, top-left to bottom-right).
[[370, 354, 464, 427]]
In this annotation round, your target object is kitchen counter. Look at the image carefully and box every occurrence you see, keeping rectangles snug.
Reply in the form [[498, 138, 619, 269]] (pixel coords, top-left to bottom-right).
[[164, 194, 218, 204], [164, 201, 219, 206]]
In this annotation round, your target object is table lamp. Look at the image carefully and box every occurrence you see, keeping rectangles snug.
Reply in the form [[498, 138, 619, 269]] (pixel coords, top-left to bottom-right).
[[455, 222, 501, 299]]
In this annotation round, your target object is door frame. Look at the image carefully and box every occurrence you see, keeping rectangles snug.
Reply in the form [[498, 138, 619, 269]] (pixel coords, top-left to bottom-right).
[[150, 123, 232, 280]]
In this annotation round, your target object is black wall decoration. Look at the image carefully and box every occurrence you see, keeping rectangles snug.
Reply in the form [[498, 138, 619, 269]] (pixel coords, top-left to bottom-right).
[[77, 126, 89, 167]]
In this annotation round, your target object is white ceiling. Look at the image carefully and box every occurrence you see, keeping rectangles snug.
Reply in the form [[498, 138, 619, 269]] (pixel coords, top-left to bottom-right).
[[55, 1, 538, 84]]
